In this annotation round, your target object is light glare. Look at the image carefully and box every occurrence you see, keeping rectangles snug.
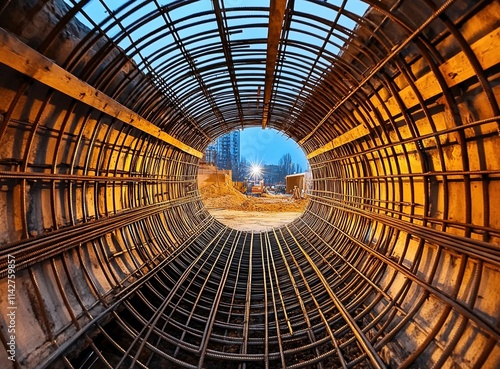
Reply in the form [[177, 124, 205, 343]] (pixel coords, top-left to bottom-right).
[[250, 165, 261, 177]]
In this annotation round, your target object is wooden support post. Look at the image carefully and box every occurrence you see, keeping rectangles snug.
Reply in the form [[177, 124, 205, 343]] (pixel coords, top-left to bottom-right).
[[262, 0, 287, 129]]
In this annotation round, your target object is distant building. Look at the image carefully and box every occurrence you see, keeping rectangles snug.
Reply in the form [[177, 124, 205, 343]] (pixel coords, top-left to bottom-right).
[[285, 171, 313, 195], [204, 146, 217, 166], [262, 164, 282, 186], [206, 131, 240, 171]]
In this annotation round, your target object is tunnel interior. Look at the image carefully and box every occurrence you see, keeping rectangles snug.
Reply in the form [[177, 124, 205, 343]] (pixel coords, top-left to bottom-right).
[[0, 0, 500, 368]]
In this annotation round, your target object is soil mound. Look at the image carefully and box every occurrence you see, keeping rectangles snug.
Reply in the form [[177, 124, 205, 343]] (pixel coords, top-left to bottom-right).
[[200, 183, 309, 213]]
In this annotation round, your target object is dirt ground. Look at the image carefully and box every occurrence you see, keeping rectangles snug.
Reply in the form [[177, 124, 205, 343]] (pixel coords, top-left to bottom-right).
[[200, 183, 309, 231]]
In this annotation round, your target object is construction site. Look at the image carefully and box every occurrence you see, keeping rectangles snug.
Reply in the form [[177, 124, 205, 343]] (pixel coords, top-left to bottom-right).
[[0, 0, 500, 368], [198, 164, 309, 230]]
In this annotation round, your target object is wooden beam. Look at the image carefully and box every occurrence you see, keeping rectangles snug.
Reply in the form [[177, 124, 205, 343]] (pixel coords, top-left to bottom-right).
[[306, 27, 500, 159], [307, 124, 370, 159], [382, 27, 500, 120], [262, 0, 287, 129], [0, 27, 203, 158]]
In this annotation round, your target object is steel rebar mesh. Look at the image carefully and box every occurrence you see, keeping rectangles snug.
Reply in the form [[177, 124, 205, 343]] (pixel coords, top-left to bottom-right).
[[0, 0, 499, 368]]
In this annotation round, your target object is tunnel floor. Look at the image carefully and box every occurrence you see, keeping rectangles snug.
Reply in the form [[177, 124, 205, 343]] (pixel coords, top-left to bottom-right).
[[68, 220, 388, 369], [206, 209, 305, 231]]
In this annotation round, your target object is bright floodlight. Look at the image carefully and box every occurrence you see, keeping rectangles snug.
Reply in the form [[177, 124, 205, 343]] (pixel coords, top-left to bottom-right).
[[250, 165, 261, 177]]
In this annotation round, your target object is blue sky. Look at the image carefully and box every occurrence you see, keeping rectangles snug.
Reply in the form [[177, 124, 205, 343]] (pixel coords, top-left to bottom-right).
[[240, 127, 309, 171]]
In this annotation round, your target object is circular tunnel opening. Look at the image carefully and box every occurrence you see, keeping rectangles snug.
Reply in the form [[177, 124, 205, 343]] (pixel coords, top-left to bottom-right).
[[0, 1, 499, 369], [200, 127, 311, 231]]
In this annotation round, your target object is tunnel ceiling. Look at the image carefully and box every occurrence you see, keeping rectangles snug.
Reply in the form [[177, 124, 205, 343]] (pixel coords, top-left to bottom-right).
[[1, 0, 500, 369], [0, 0, 497, 152]]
